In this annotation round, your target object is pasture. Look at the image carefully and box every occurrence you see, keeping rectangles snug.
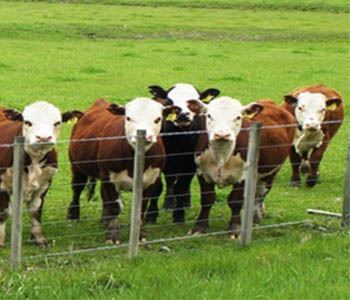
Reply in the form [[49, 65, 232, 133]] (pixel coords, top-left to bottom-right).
[[0, 0, 349, 298]]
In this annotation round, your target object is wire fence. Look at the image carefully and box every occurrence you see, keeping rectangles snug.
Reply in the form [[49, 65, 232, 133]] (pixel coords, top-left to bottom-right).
[[1, 118, 348, 270]]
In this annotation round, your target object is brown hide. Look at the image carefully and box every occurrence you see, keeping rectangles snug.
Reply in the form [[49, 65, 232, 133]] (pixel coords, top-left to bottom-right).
[[69, 99, 165, 180], [0, 109, 58, 173], [196, 99, 296, 175], [282, 84, 344, 140]]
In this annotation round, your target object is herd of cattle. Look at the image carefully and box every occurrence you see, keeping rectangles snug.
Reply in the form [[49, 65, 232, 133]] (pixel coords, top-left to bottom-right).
[[0, 83, 344, 247]]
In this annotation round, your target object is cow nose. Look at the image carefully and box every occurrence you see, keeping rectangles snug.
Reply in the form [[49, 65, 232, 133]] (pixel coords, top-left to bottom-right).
[[36, 136, 53, 143], [214, 133, 231, 141], [304, 123, 319, 131], [145, 135, 154, 144], [177, 113, 190, 122]]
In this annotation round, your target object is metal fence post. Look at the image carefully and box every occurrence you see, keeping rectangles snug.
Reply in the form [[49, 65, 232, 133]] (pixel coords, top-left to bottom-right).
[[240, 122, 261, 246], [10, 136, 25, 270], [342, 138, 350, 227], [128, 130, 146, 258]]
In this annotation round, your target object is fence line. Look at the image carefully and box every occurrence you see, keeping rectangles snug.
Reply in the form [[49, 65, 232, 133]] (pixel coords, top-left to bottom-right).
[[1, 117, 346, 269]]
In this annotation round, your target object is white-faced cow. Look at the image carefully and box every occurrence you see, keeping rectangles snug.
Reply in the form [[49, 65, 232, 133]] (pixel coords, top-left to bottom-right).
[[187, 97, 295, 239], [283, 84, 344, 187], [147, 83, 220, 223], [68, 98, 173, 244], [0, 101, 82, 247]]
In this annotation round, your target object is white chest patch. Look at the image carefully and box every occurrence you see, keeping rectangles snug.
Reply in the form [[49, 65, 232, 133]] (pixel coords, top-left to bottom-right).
[[109, 167, 161, 192], [195, 148, 248, 188], [294, 129, 324, 157], [0, 163, 57, 201]]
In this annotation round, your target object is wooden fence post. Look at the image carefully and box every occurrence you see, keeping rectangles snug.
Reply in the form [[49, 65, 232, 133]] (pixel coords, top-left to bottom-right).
[[128, 130, 146, 258], [342, 138, 350, 227], [240, 122, 261, 246], [10, 136, 25, 270]]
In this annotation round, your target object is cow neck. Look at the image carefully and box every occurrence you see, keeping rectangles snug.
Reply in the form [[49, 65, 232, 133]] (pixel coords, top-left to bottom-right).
[[209, 140, 235, 169]]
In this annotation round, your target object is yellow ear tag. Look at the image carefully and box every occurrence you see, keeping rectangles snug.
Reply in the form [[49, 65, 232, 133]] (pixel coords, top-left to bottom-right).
[[166, 112, 177, 122], [327, 103, 337, 111], [202, 95, 214, 104], [243, 112, 256, 120], [67, 117, 78, 125]]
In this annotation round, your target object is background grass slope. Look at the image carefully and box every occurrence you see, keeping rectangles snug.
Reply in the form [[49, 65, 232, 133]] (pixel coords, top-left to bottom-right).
[[0, 0, 349, 299]]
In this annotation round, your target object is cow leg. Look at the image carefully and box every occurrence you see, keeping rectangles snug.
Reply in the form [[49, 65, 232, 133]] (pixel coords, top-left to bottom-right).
[[188, 176, 215, 235], [306, 142, 328, 187], [86, 177, 97, 202], [145, 177, 162, 224], [254, 173, 276, 223], [67, 168, 87, 220], [0, 192, 10, 248], [162, 174, 176, 210], [100, 180, 121, 244], [227, 182, 245, 240], [28, 195, 48, 247], [172, 173, 195, 223], [289, 146, 302, 187]]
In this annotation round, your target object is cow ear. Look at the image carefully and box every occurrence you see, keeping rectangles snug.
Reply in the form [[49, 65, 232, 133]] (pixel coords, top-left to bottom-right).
[[163, 106, 181, 122], [107, 104, 125, 116], [284, 95, 298, 106], [187, 100, 206, 115], [199, 88, 220, 103], [326, 98, 342, 111], [242, 103, 264, 119], [148, 85, 172, 106], [62, 110, 84, 123], [3, 109, 23, 122]]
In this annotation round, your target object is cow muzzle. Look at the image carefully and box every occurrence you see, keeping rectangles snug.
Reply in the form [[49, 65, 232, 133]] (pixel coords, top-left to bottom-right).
[[213, 132, 231, 141], [175, 113, 191, 127]]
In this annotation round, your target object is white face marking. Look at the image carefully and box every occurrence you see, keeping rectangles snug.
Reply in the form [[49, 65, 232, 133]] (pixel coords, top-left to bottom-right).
[[295, 92, 327, 131], [22, 101, 62, 148], [167, 83, 201, 123], [124, 98, 163, 150], [205, 97, 243, 143]]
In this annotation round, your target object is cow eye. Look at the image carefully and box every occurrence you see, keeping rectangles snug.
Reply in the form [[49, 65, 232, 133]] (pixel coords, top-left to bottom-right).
[[236, 116, 241, 121], [154, 117, 162, 124], [54, 121, 61, 126], [24, 121, 32, 127], [207, 114, 212, 119], [126, 116, 131, 122], [298, 107, 303, 111]]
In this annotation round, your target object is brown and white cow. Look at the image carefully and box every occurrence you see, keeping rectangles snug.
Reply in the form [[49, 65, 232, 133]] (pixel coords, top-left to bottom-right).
[[68, 98, 170, 244], [283, 84, 344, 187], [0, 101, 82, 247], [187, 97, 295, 239]]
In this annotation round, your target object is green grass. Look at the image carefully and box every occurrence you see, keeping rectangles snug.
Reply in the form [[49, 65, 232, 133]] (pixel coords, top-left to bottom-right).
[[0, 0, 349, 298]]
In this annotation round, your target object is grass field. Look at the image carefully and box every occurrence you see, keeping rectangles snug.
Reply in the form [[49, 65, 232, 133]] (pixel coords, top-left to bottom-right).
[[0, 0, 349, 298]]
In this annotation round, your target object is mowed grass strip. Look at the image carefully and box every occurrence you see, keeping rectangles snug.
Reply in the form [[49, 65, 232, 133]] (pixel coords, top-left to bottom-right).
[[3, 0, 350, 13], [0, 1, 349, 298], [0, 2, 348, 41]]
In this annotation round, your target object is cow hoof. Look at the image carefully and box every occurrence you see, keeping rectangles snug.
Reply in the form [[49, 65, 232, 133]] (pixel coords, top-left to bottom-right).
[[290, 180, 300, 188], [306, 176, 318, 187], [36, 239, 48, 248], [144, 214, 158, 224], [228, 224, 241, 238], [67, 209, 80, 221], [229, 234, 236, 240], [0, 243, 4, 248], [188, 224, 207, 235], [140, 238, 147, 243], [106, 239, 120, 245], [163, 197, 176, 211]]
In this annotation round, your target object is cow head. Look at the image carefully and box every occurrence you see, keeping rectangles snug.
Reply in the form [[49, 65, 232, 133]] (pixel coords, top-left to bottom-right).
[[284, 92, 342, 132], [148, 83, 220, 127], [4, 101, 83, 155], [202, 97, 263, 165], [108, 97, 166, 150]]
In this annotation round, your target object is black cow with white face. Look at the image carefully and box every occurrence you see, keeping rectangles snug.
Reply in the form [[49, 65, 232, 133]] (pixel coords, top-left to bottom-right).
[[147, 83, 220, 223]]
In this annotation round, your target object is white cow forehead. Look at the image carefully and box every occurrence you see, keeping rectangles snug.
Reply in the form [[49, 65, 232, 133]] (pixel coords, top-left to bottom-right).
[[207, 97, 243, 116], [297, 92, 327, 109], [22, 101, 61, 122], [126, 97, 163, 119], [167, 83, 200, 112]]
